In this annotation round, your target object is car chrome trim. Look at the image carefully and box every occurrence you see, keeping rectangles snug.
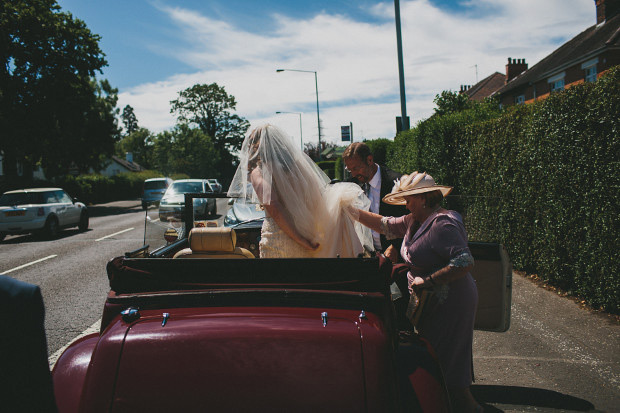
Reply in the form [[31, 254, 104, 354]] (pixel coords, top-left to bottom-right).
[[121, 307, 141, 323]]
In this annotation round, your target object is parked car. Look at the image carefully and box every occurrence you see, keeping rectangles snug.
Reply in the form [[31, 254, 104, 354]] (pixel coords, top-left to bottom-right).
[[158, 179, 216, 222], [52, 193, 512, 412], [0, 188, 88, 241], [207, 178, 223, 193], [223, 198, 265, 227], [141, 177, 172, 210]]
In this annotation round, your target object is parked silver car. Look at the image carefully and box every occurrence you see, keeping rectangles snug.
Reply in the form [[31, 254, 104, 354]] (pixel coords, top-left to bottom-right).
[[142, 177, 173, 210], [158, 179, 216, 222], [0, 188, 88, 241]]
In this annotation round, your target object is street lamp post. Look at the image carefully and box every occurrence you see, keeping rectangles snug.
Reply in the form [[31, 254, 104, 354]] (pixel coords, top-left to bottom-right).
[[394, 0, 409, 132], [276, 69, 321, 158], [275, 111, 303, 151]]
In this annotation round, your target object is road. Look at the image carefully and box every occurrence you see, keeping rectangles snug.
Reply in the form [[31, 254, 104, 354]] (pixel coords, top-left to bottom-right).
[[0, 199, 618, 412]]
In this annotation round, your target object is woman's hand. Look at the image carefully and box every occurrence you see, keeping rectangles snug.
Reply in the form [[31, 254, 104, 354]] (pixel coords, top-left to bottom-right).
[[384, 245, 399, 264], [412, 276, 427, 287]]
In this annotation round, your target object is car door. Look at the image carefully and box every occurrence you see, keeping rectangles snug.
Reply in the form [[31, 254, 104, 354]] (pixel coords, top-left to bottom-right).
[[469, 242, 512, 332], [61, 190, 81, 225]]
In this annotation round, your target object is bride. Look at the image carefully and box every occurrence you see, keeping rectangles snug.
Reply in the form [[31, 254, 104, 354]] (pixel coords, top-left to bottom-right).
[[228, 124, 372, 258]]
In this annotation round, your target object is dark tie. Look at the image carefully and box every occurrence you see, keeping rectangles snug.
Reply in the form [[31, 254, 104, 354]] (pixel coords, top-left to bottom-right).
[[362, 183, 370, 197]]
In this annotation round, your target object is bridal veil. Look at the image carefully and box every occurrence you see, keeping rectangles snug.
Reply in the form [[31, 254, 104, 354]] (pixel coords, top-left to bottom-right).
[[228, 124, 373, 257]]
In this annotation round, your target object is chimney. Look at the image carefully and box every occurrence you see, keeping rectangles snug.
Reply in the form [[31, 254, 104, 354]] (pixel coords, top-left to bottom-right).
[[595, 0, 620, 24], [126, 152, 133, 163], [505, 57, 528, 84]]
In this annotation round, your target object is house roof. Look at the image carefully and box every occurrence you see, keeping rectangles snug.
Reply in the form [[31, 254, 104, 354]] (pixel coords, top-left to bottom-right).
[[111, 155, 144, 172], [494, 13, 620, 96], [465, 72, 506, 101]]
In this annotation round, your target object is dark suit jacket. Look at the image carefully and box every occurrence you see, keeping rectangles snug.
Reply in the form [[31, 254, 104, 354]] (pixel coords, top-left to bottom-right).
[[348, 165, 409, 252], [0, 275, 57, 412]]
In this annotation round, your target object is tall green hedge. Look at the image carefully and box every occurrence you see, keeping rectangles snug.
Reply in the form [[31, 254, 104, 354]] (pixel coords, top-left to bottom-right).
[[386, 66, 619, 313]]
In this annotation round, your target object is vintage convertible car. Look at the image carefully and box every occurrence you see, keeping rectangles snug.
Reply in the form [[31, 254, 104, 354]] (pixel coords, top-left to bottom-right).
[[52, 193, 511, 412]]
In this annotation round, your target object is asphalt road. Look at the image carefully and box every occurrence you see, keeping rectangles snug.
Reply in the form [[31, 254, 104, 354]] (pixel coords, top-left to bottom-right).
[[1, 199, 618, 412]]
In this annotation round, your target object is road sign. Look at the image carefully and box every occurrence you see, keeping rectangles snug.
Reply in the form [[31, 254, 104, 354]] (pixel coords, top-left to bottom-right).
[[341, 125, 351, 141]]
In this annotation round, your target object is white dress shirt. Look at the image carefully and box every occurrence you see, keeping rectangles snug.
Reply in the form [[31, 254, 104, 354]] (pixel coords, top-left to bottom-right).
[[368, 165, 382, 250]]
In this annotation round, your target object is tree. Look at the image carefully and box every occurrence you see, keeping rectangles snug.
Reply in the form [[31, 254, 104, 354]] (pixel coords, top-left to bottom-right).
[[116, 127, 154, 169], [121, 105, 139, 135], [303, 141, 334, 162], [0, 0, 116, 179], [432, 90, 473, 116], [170, 83, 250, 179], [152, 124, 219, 178]]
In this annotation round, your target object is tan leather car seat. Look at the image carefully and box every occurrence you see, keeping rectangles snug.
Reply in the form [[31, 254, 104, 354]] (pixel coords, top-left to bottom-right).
[[173, 227, 255, 259]]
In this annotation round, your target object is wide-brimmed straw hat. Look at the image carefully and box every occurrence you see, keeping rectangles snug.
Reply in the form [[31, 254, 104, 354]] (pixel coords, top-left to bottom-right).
[[382, 171, 453, 205]]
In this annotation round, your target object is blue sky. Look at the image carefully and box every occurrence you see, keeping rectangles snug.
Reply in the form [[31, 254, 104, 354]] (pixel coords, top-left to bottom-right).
[[57, 0, 594, 145]]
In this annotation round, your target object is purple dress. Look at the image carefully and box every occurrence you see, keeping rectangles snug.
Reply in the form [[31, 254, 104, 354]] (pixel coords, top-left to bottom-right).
[[383, 210, 478, 389]]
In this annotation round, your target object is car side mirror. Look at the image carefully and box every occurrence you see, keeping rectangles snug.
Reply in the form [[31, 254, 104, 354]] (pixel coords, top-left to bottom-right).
[[228, 198, 234, 205]]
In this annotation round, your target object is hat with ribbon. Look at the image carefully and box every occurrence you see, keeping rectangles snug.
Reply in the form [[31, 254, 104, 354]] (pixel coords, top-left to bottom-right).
[[382, 171, 452, 205]]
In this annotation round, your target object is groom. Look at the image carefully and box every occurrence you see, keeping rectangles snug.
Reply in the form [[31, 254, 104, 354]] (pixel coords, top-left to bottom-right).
[[343, 142, 407, 262]]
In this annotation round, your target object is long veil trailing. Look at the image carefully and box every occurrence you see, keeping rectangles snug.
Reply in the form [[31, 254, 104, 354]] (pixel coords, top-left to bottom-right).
[[228, 124, 373, 257]]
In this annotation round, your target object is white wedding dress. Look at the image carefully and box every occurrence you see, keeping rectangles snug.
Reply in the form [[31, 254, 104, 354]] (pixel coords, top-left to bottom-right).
[[228, 124, 373, 259], [258, 182, 373, 258]]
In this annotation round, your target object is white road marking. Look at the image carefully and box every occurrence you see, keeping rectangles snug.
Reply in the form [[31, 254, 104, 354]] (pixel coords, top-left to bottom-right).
[[2, 255, 57, 274], [49, 318, 101, 368], [95, 227, 134, 242]]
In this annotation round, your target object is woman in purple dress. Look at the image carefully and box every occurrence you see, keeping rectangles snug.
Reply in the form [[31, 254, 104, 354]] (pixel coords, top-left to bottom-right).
[[348, 171, 481, 412]]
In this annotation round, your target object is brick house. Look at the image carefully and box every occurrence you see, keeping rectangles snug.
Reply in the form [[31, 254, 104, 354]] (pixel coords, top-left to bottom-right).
[[459, 72, 506, 101], [493, 0, 620, 107]]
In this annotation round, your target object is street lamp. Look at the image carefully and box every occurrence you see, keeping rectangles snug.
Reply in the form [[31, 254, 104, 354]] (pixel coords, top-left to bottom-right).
[[394, 0, 409, 132], [276, 69, 321, 158], [275, 111, 303, 151]]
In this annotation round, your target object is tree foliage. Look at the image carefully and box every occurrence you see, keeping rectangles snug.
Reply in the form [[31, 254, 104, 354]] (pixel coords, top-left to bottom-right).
[[432, 90, 474, 116], [170, 83, 249, 152], [116, 127, 154, 169], [151, 124, 220, 179], [170, 83, 250, 181], [0, 0, 118, 179], [121, 105, 139, 135]]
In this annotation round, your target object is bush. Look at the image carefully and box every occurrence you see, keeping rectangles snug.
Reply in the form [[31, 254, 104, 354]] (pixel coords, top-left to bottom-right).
[[54, 170, 166, 205], [384, 66, 619, 313], [317, 160, 336, 180]]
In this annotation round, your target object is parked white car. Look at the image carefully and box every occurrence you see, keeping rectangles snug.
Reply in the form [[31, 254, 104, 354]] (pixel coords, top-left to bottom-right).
[[0, 188, 88, 241], [158, 179, 216, 222]]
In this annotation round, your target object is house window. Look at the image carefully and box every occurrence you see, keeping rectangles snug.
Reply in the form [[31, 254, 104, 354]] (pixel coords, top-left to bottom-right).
[[549, 79, 565, 93], [582, 57, 599, 83], [548, 72, 565, 94], [584, 65, 597, 82], [515, 95, 525, 105]]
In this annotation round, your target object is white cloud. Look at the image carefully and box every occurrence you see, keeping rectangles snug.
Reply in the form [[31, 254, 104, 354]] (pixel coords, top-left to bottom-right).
[[119, 0, 594, 144]]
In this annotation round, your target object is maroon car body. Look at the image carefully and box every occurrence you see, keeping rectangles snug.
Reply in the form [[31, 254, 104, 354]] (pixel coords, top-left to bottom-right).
[[52, 194, 511, 412]]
